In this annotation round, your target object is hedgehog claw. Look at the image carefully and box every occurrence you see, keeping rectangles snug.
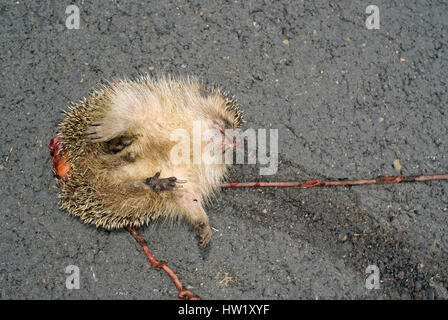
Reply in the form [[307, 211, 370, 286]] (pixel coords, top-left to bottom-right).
[[145, 172, 185, 194]]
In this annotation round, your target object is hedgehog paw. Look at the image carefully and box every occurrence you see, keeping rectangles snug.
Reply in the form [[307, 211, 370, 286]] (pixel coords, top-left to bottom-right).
[[145, 171, 186, 194], [195, 222, 212, 248], [84, 119, 125, 143]]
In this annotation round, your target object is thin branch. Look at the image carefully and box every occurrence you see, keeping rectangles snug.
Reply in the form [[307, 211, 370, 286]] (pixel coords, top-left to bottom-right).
[[126, 226, 200, 300], [221, 173, 448, 188]]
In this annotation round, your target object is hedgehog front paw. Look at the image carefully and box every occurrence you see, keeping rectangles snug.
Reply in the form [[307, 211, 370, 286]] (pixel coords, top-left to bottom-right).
[[144, 171, 186, 194]]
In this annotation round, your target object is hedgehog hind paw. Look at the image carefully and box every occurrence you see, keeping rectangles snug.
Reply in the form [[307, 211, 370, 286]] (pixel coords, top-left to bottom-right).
[[84, 119, 126, 143]]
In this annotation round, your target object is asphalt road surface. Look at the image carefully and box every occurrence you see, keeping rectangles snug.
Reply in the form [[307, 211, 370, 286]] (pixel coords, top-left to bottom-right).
[[1, 0, 447, 299]]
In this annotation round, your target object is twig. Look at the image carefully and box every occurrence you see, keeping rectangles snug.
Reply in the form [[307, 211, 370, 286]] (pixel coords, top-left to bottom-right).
[[221, 173, 448, 188], [125, 226, 200, 300]]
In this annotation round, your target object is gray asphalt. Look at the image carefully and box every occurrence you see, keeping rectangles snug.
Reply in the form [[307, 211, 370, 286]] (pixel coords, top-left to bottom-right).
[[1, 0, 447, 300]]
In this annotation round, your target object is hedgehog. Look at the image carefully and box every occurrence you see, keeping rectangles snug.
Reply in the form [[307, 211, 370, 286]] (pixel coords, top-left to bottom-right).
[[50, 75, 243, 248]]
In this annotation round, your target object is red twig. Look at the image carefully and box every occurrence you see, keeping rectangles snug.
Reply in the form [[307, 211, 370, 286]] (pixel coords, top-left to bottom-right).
[[221, 173, 448, 188], [125, 226, 200, 300]]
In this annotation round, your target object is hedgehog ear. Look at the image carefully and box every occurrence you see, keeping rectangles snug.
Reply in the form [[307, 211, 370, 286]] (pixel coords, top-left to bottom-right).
[[214, 118, 233, 131]]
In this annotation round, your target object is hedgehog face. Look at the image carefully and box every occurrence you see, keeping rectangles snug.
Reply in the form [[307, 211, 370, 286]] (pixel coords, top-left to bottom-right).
[[195, 118, 240, 167], [212, 120, 241, 154], [198, 87, 243, 131]]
